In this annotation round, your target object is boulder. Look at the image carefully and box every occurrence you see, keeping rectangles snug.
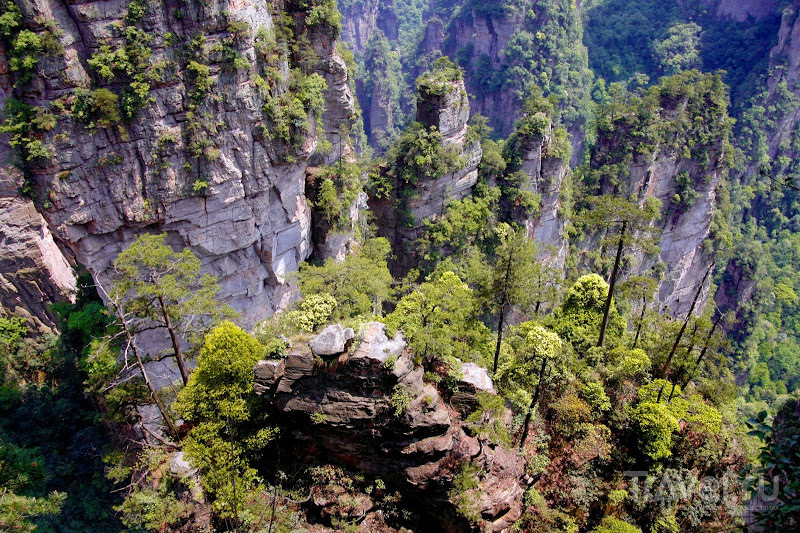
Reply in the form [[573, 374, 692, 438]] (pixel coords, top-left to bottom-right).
[[309, 324, 355, 356]]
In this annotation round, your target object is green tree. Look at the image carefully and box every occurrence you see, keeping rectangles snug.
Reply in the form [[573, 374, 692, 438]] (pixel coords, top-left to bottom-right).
[[579, 195, 661, 347], [95, 279, 180, 439], [175, 322, 276, 525], [654, 22, 701, 76], [496, 323, 568, 449], [386, 271, 491, 374], [474, 227, 542, 374], [297, 237, 393, 319], [112, 233, 234, 385], [554, 274, 626, 353]]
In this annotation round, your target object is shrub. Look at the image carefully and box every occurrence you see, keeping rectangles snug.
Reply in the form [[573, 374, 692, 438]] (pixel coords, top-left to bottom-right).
[[286, 294, 337, 333], [390, 385, 414, 416], [9, 29, 42, 85], [593, 516, 641, 533], [72, 88, 121, 129], [632, 402, 679, 461], [580, 382, 611, 414]]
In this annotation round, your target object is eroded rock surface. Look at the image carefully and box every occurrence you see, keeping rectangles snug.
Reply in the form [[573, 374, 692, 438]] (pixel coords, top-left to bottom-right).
[[255, 322, 525, 532], [0, 0, 357, 328]]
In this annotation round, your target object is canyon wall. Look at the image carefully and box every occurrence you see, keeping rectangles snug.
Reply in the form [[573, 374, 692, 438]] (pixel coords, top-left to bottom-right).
[[0, 0, 357, 328]]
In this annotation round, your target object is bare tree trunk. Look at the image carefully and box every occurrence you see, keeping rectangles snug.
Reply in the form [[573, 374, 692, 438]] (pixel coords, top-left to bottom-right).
[[633, 295, 647, 349], [660, 263, 713, 378], [98, 281, 179, 439], [120, 310, 179, 439], [681, 313, 723, 388], [598, 221, 626, 348], [158, 295, 189, 385], [519, 356, 548, 450], [493, 247, 514, 375]]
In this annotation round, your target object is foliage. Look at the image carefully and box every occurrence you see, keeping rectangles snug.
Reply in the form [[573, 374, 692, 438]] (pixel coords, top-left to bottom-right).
[[593, 516, 642, 533], [286, 294, 338, 333], [0, 99, 54, 163], [416, 56, 462, 97], [112, 233, 234, 384], [387, 122, 463, 188], [87, 25, 155, 120], [632, 401, 680, 461], [390, 385, 415, 416], [1, 277, 122, 532], [71, 88, 121, 129], [297, 238, 392, 320], [496, 322, 567, 412], [175, 322, 277, 521], [386, 271, 492, 374], [554, 274, 625, 353], [654, 23, 701, 76]]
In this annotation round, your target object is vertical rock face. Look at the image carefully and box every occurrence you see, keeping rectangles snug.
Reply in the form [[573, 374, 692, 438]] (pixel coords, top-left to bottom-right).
[[0, 0, 356, 328], [513, 126, 569, 269], [255, 322, 525, 532], [369, 72, 481, 274], [624, 156, 723, 317], [583, 73, 732, 318], [711, 0, 778, 21], [0, 166, 76, 330], [442, 0, 592, 149]]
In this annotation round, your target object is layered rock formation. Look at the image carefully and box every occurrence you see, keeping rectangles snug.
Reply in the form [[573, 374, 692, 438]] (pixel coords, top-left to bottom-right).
[[508, 123, 570, 269], [0, 0, 357, 328], [583, 72, 732, 318], [442, 0, 592, 145], [710, 0, 778, 21], [0, 165, 76, 330], [369, 68, 481, 274], [255, 321, 525, 531]]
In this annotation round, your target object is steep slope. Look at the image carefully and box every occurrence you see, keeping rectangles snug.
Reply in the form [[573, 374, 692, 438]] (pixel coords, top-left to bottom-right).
[[369, 60, 481, 274], [443, 0, 592, 142], [578, 71, 733, 317], [0, 0, 358, 328]]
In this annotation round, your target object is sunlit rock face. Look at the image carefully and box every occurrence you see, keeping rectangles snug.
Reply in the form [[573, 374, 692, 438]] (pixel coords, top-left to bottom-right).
[[0, 0, 356, 328]]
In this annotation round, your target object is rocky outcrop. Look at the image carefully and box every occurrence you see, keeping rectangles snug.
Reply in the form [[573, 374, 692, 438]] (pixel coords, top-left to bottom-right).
[[627, 156, 722, 317], [0, 165, 76, 329], [369, 71, 481, 274], [0, 0, 357, 328], [255, 322, 525, 532], [511, 124, 570, 269], [709, 0, 778, 21], [582, 73, 732, 318], [338, 0, 398, 55], [442, 0, 592, 147]]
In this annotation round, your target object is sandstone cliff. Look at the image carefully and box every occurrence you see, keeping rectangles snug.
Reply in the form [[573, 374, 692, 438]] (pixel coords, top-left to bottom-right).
[[582, 72, 732, 318], [442, 0, 592, 146], [369, 65, 481, 275], [0, 0, 358, 328]]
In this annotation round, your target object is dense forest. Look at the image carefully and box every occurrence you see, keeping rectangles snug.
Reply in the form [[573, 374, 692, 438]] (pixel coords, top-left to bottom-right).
[[1, 0, 799, 531]]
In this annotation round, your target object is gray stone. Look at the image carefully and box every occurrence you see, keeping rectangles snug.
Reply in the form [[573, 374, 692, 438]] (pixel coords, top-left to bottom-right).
[[309, 324, 353, 356], [169, 451, 196, 478], [254, 359, 285, 386]]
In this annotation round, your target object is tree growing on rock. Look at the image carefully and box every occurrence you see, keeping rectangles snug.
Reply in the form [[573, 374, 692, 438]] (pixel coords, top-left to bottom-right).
[[386, 271, 492, 377], [471, 227, 542, 374], [175, 321, 276, 526], [112, 233, 234, 385], [579, 195, 661, 348], [297, 237, 393, 319], [495, 322, 569, 449]]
